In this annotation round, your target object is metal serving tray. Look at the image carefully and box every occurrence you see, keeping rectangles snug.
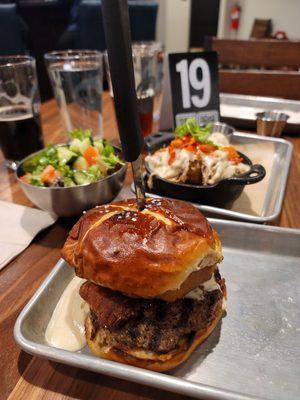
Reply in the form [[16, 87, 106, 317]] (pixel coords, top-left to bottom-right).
[[14, 220, 300, 400], [220, 93, 300, 133], [133, 132, 292, 223]]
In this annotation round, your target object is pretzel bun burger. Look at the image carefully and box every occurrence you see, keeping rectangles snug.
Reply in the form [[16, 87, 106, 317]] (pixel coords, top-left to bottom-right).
[[62, 198, 226, 371]]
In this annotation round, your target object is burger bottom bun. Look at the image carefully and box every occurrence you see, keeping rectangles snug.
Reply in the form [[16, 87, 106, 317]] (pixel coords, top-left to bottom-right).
[[158, 264, 217, 301], [85, 292, 225, 372]]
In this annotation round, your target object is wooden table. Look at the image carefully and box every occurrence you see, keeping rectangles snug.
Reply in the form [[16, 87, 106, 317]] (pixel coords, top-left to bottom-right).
[[1, 93, 299, 400]]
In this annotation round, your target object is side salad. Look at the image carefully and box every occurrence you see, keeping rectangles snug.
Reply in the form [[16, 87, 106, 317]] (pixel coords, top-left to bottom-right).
[[20, 129, 124, 187]]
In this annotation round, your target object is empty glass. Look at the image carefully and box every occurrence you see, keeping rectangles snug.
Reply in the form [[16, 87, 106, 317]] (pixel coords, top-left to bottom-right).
[[45, 50, 103, 137], [0, 55, 43, 169]]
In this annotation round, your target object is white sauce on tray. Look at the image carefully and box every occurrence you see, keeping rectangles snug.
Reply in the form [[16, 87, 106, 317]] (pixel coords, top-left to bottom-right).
[[45, 276, 89, 351]]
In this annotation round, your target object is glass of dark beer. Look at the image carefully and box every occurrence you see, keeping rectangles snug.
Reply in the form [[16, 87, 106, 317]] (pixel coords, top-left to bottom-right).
[[105, 43, 157, 137], [0, 55, 43, 169]]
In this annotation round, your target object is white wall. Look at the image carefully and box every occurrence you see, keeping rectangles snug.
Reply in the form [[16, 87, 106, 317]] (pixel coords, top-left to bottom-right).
[[156, 0, 191, 53], [156, 0, 167, 47], [218, 0, 300, 40], [218, 0, 237, 39]]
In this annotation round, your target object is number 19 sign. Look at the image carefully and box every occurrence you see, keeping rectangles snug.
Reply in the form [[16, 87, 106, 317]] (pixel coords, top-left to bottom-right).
[[169, 52, 220, 127]]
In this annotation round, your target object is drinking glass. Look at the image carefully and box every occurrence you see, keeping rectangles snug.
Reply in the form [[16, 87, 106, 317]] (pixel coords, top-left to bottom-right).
[[45, 50, 103, 137], [105, 43, 158, 137], [0, 55, 44, 169], [143, 41, 164, 127]]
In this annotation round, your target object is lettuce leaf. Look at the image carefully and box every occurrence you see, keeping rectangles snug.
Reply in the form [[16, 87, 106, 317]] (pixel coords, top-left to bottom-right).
[[97, 139, 124, 168], [22, 145, 59, 172], [175, 118, 214, 144], [68, 128, 93, 142]]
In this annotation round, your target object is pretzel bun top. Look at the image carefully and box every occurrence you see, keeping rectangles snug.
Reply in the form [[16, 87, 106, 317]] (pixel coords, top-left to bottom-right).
[[62, 198, 222, 299]]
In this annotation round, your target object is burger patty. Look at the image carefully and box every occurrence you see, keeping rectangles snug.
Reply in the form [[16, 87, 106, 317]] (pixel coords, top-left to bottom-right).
[[80, 271, 225, 354]]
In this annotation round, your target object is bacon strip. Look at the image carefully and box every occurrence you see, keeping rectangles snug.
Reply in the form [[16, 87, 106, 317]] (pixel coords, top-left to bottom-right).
[[80, 282, 141, 330]]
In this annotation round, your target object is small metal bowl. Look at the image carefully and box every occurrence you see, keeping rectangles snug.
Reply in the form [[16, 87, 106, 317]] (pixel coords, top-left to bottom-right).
[[211, 121, 235, 136], [16, 146, 127, 217], [256, 111, 289, 137]]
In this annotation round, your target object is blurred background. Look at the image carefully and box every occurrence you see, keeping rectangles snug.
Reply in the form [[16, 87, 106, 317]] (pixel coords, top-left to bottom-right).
[[0, 0, 299, 101]]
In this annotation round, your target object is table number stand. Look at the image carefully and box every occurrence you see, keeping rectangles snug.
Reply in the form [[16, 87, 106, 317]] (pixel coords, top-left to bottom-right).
[[160, 51, 220, 131]]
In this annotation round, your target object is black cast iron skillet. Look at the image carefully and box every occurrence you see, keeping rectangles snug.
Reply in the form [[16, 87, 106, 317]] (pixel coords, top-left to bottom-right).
[[144, 132, 266, 207]]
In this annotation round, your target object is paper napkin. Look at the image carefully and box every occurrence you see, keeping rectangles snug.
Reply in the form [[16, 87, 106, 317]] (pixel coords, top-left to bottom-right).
[[0, 201, 57, 270]]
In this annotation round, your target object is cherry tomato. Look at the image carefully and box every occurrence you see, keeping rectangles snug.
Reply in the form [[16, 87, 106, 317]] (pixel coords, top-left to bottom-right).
[[199, 144, 216, 153], [40, 165, 58, 184], [168, 149, 176, 165], [223, 146, 243, 164], [83, 146, 99, 166], [20, 173, 32, 184]]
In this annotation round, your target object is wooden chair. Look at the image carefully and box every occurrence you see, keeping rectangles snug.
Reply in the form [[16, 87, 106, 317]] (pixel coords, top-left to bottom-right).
[[208, 38, 300, 100], [250, 19, 272, 39]]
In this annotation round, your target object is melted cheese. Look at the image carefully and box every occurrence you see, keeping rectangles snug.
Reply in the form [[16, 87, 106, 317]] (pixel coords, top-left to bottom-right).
[[202, 150, 249, 185], [145, 132, 250, 186], [146, 148, 196, 183], [185, 273, 221, 300], [45, 277, 89, 351], [185, 287, 204, 300], [202, 274, 221, 292]]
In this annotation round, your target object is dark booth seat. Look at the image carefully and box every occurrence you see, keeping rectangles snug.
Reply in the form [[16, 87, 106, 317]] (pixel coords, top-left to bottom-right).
[[76, 0, 158, 51], [0, 4, 26, 55]]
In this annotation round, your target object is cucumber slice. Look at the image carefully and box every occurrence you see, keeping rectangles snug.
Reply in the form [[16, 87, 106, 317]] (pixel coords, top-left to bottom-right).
[[74, 171, 93, 185], [63, 177, 76, 187], [69, 138, 92, 155], [57, 147, 77, 165], [69, 138, 81, 153], [94, 139, 104, 154], [73, 156, 89, 171], [87, 164, 102, 180]]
